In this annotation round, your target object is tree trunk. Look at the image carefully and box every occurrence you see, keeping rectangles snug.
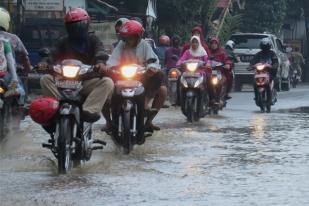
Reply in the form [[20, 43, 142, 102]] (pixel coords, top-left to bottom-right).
[[303, 0, 309, 82]]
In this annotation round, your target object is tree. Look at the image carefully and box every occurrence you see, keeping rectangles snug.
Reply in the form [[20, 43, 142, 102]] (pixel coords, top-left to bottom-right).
[[157, 0, 217, 41], [241, 0, 287, 34]]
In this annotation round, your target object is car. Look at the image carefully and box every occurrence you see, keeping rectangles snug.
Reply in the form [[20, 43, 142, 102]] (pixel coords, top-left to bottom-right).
[[230, 33, 291, 91]]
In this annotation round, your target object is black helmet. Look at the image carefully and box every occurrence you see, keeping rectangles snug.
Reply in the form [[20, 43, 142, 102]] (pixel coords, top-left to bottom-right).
[[260, 38, 271, 51]]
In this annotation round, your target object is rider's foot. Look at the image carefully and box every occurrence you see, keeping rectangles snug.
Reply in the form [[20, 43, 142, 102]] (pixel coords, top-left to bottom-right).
[[145, 123, 160, 132], [225, 95, 232, 100], [82, 111, 100, 123], [101, 123, 112, 133]]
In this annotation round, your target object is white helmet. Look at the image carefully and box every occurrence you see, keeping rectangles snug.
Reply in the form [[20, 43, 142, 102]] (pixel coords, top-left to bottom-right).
[[260, 38, 272, 51], [225, 40, 235, 49], [0, 7, 10, 31]]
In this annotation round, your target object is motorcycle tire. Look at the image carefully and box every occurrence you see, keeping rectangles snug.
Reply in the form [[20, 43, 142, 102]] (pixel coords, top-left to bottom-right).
[[122, 111, 133, 154], [0, 109, 4, 141], [57, 117, 73, 174]]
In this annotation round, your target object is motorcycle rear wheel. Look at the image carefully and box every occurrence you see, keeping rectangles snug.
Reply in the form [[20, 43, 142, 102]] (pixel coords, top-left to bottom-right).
[[57, 117, 73, 174]]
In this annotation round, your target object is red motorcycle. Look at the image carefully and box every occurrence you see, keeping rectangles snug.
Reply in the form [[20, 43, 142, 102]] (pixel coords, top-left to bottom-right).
[[250, 63, 277, 113]]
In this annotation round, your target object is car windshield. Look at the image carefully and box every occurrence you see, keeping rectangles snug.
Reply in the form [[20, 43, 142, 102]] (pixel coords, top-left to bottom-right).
[[231, 35, 269, 49]]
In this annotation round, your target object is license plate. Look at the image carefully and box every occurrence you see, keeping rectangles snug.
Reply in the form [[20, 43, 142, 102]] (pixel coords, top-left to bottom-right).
[[183, 72, 200, 78], [56, 79, 81, 88], [116, 80, 140, 88], [240, 55, 254, 62], [212, 70, 218, 75], [255, 73, 269, 78]]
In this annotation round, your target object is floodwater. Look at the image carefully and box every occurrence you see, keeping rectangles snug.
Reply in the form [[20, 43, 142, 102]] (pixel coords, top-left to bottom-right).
[[0, 86, 309, 206]]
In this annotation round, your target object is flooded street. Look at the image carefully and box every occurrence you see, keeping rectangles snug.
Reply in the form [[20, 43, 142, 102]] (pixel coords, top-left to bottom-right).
[[1, 85, 309, 206]]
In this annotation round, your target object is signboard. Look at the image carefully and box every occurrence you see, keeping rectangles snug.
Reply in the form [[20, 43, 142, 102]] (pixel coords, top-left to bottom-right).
[[24, 0, 64, 11]]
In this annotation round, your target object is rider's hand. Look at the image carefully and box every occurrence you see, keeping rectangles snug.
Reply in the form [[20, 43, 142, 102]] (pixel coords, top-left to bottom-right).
[[9, 80, 18, 89], [224, 64, 231, 70], [37, 62, 48, 70], [146, 67, 159, 76], [95, 63, 108, 75]]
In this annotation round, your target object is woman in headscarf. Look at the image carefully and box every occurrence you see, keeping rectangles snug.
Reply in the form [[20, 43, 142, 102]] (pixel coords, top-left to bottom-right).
[[181, 26, 210, 56], [177, 35, 209, 66], [208, 37, 233, 99]]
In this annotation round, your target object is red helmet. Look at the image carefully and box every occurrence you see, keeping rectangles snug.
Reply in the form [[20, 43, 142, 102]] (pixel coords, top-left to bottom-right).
[[29, 97, 59, 125], [64, 8, 90, 23], [159, 35, 170, 46], [119, 20, 144, 38]]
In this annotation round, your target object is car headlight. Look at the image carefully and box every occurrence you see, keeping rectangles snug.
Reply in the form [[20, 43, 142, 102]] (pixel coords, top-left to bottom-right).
[[212, 77, 218, 85], [256, 65, 265, 71], [186, 62, 198, 72], [62, 65, 80, 78], [0, 87, 5, 94], [121, 65, 138, 78]]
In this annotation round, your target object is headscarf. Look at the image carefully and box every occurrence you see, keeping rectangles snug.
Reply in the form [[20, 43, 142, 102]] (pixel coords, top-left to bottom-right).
[[171, 35, 180, 48], [189, 36, 207, 57]]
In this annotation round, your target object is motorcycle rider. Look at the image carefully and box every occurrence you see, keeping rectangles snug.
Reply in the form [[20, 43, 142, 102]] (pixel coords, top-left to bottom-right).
[[250, 38, 279, 103], [177, 36, 210, 66], [157, 35, 170, 65], [165, 35, 181, 70], [40, 8, 114, 125], [0, 8, 26, 105], [0, 37, 25, 102], [224, 40, 239, 95], [106, 20, 167, 132], [290, 47, 305, 81], [208, 37, 233, 100], [0, 7, 32, 74], [181, 26, 210, 56]]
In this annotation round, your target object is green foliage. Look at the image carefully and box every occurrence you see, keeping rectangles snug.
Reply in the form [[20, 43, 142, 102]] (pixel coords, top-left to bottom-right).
[[219, 13, 242, 43], [157, 0, 217, 42], [241, 0, 288, 34]]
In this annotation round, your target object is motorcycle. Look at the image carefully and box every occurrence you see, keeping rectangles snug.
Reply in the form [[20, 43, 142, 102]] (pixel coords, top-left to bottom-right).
[[39, 59, 106, 173], [208, 60, 227, 115], [290, 66, 301, 88], [167, 68, 181, 106], [179, 60, 208, 122], [249, 63, 277, 113], [0, 74, 23, 141], [110, 64, 147, 154]]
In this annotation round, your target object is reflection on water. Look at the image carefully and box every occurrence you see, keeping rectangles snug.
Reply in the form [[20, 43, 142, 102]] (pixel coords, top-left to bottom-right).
[[0, 107, 309, 206], [251, 114, 266, 139]]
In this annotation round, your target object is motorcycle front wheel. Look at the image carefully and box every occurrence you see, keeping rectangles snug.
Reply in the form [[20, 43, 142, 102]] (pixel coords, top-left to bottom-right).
[[57, 117, 73, 174], [186, 97, 199, 122], [122, 111, 133, 154]]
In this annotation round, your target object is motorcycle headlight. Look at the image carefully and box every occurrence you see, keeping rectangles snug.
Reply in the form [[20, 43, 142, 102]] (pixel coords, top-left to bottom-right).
[[256, 65, 265, 71], [186, 62, 198, 72], [0, 87, 4, 94], [121, 65, 138, 79], [169, 68, 179, 78], [62, 65, 80, 78], [212, 77, 219, 85]]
